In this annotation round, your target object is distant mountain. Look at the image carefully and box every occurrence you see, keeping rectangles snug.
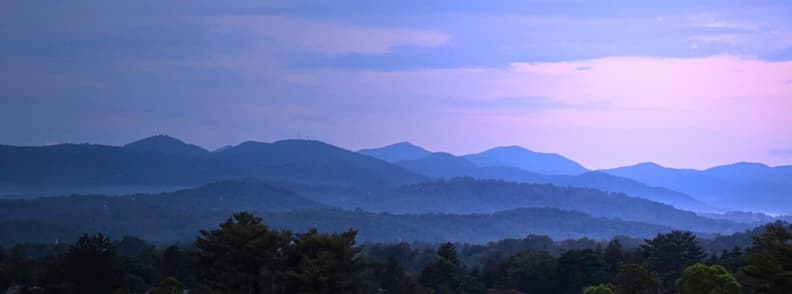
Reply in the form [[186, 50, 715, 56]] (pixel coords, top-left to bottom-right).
[[0, 181, 325, 245], [0, 137, 423, 193], [601, 162, 792, 213], [124, 135, 209, 156], [395, 153, 710, 211], [0, 180, 689, 244], [0, 181, 324, 219], [291, 178, 741, 234], [0, 143, 209, 186], [397, 152, 481, 178], [358, 142, 432, 162], [464, 146, 588, 175], [261, 207, 675, 243], [215, 140, 423, 186]]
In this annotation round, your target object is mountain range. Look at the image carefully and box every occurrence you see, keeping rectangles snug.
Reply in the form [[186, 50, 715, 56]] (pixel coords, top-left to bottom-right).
[[0, 136, 422, 196], [601, 162, 792, 213], [393, 152, 710, 211], [0, 180, 743, 245], [360, 142, 792, 214], [1, 134, 790, 246]]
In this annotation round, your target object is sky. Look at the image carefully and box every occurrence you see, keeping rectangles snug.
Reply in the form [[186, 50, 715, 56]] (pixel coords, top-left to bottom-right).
[[1, 0, 792, 169]]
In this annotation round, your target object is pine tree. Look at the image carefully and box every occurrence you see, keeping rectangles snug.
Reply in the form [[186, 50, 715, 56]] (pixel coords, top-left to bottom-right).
[[419, 242, 464, 293], [380, 255, 416, 294], [604, 239, 624, 274], [641, 231, 705, 292], [62, 233, 123, 294], [556, 249, 609, 294], [195, 211, 289, 293], [283, 228, 365, 293], [740, 223, 792, 293]]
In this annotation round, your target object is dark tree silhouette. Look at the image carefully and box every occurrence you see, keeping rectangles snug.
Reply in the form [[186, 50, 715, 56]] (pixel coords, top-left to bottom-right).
[[556, 249, 609, 294], [641, 231, 705, 292], [740, 223, 792, 293], [283, 228, 365, 293], [62, 233, 123, 294], [615, 263, 660, 294], [420, 242, 464, 293], [195, 212, 289, 293]]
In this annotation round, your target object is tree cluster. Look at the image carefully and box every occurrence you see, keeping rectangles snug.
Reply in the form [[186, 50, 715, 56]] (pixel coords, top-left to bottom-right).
[[1, 214, 790, 294]]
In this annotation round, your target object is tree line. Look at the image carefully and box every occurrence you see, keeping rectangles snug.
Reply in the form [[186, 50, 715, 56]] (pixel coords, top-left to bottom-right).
[[1, 212, 790, 293]]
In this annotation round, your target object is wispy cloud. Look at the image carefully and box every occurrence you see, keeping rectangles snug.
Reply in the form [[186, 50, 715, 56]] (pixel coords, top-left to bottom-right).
[[213, 15, 451, 55]]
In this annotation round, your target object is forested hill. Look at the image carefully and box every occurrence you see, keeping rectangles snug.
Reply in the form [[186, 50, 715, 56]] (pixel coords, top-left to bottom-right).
[[292, 178, 744, 233], [396, 153, 710, 212], [601, 162, 792, 213], [0, 180, 748, 246], [0, 137, 423, 194]]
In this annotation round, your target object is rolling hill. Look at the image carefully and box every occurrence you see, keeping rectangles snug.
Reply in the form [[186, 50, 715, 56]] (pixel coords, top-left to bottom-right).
[[601, 162, 792, 213], [0, 181, 693, 245], [0, 136, 424, 197], [290, 178, 742, 234], [395, 152, 711, 211], [358, 142, 432, 162], [464, 146, 588, 175]]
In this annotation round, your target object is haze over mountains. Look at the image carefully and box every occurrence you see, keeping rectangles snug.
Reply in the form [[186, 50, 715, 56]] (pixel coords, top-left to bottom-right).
[[0, 135, 789, 245], [361, 141, 792, 214], [601, 162, 792, 212]]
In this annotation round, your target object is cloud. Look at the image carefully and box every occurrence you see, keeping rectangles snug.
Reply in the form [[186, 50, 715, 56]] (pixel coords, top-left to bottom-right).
[[213, 15, 450, 55]]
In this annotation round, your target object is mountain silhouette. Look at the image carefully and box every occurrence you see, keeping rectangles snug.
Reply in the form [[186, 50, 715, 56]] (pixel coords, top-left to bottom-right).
[[464, 146, 588, 175], [601, 162, 792, 213], [0, 136, 423, 192], [358, 142, 432, 162], [124, 135, 209, 156], [395, 153, 710, 211]]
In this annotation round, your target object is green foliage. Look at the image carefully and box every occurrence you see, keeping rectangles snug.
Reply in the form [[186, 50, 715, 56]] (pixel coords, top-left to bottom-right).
[[0, 212, 767, 294], [614, 263, 660, 294], [678, 263, 741, 294], [557, 249, 610, 294], [739, 223, 792, 293], [420, 242, 463, 293], [584, 284, 616, 294], [283, 228, 365, 293], [498, 250, 557, 294], [641, 230, 705, 291], [195, 211, 289, 293], [419, 242, 485, 293]]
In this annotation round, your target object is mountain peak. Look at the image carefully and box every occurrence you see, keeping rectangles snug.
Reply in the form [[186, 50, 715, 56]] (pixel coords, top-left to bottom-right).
[[359, 141, 432, 163], [632, 162, 664, 168], [124, 135, 208, 156], [488, 145, 534, 153], [464, 146, 587, 175]]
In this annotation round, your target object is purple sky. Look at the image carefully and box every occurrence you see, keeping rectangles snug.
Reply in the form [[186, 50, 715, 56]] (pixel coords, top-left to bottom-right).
[[1, 1, 792, 169]]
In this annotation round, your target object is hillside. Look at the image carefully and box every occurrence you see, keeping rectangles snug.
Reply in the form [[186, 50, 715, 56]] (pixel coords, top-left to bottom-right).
[[464, 146, 588, 175], [396, 153, 710, 211], [124, 135, 209, 156], [0, 137, 424, 196], [602, 162, 792, 213], [358, 142, 432, 162], [291, 178, 743, 234]]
